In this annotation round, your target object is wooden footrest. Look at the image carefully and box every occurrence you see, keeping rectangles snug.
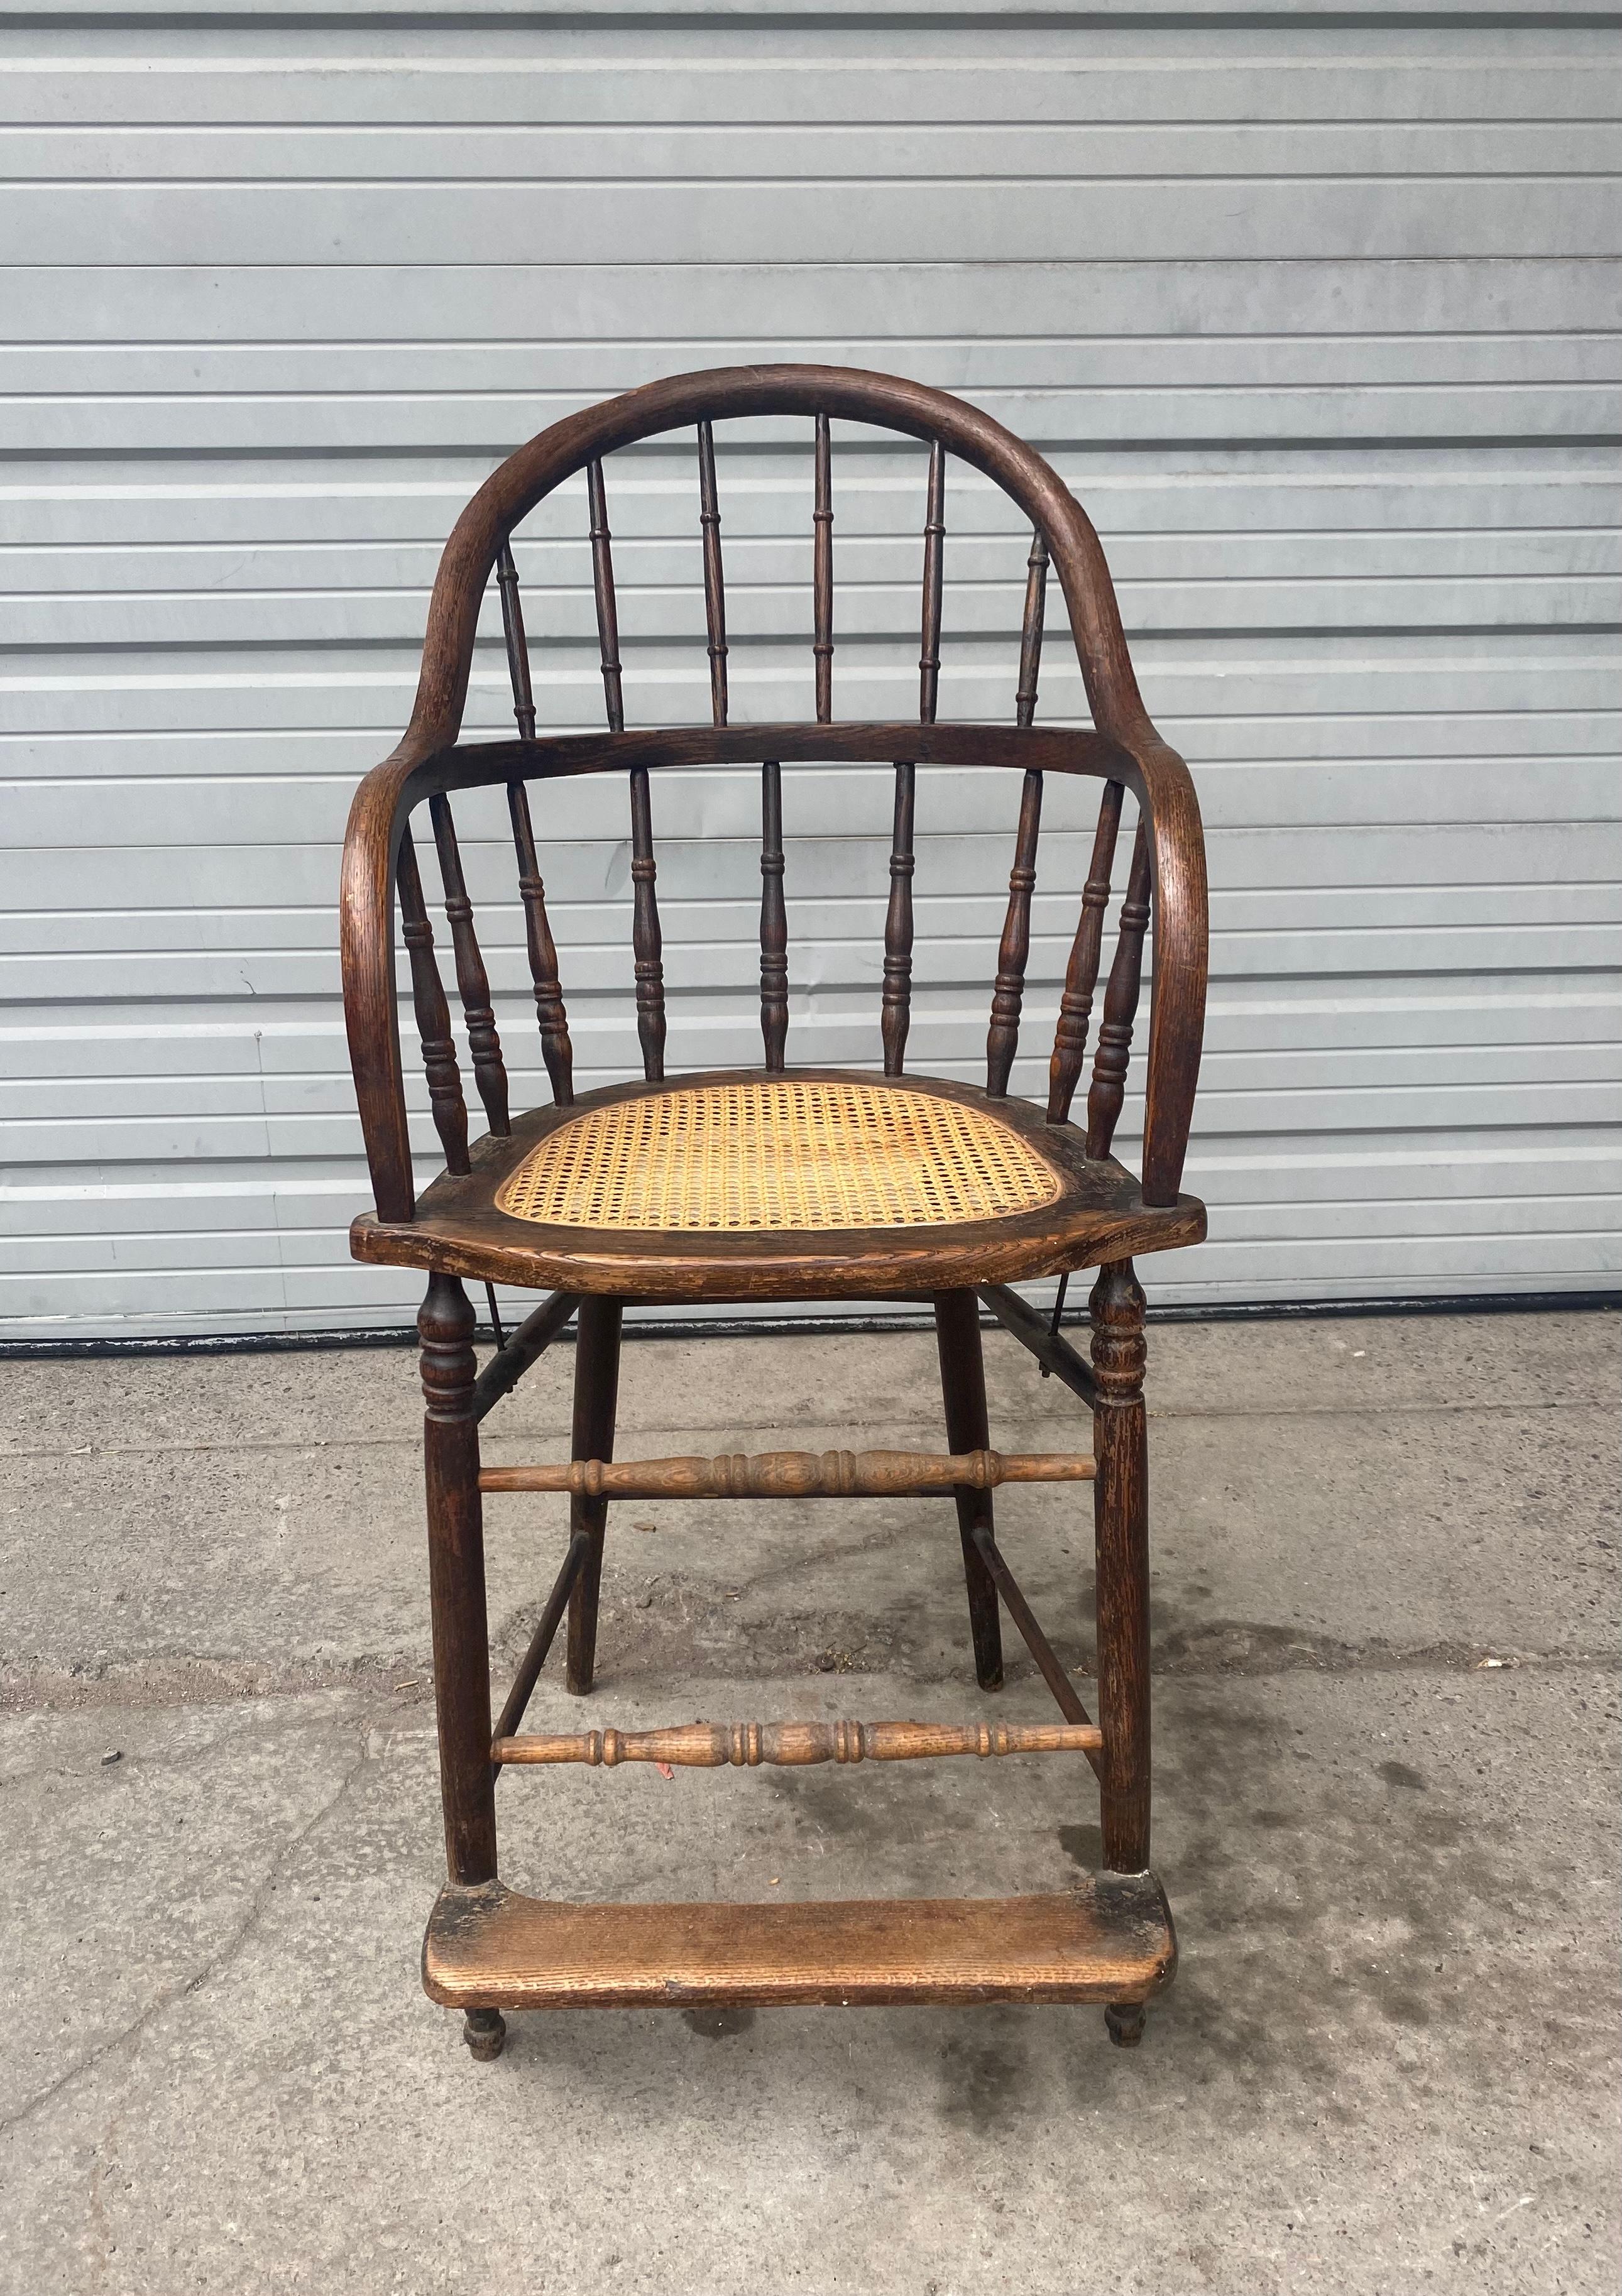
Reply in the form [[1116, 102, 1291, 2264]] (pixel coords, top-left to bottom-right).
[[423, 1876, 1175, 2011]]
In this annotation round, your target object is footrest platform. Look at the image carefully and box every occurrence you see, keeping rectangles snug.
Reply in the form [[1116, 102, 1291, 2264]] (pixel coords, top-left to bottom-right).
[[423, 1874, 1175, 2011]]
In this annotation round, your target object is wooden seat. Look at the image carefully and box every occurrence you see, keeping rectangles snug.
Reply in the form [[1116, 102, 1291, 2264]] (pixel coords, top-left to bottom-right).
[[339, 365, 1209, 2065], [353, 1065, 1203, 1303]]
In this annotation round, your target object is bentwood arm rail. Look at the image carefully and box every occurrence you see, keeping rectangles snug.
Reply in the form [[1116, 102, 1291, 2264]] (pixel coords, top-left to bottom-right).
[[342, 725, 1206, 1224]]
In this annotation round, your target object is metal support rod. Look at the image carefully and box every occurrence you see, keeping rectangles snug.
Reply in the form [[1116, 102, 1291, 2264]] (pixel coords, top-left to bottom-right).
[[471, 1291, 581, 1423], [490, 1529, 593, 1765], [977, 1283, 1099, 1409], [969, 1522, 1102, 1779], [484, 1283, 506, 1350], [1040, 1272, 1071, 1377]]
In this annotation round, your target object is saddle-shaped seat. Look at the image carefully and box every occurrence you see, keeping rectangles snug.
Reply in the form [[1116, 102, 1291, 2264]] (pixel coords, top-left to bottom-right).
[[352, 1066, 1202, 1302]]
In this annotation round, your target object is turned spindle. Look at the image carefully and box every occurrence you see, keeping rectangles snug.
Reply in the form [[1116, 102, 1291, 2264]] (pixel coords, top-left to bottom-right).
[[1087, 822, 1152, 1161], [479, 1445, 1095, 1501], [493, 1717, 1103, 1769], [813, 412, 833, 722], [698, 418, 728, 729], [397, 826, 469, 1174], [1048, 782, 1125, 1125], [428, 794, 508, 1139], [760, 759, 788, 1071], [884, 443, 945, 1075]]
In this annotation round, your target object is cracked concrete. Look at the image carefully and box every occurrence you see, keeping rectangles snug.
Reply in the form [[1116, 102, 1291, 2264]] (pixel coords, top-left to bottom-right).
[[0, 1309, 1617, 2295]]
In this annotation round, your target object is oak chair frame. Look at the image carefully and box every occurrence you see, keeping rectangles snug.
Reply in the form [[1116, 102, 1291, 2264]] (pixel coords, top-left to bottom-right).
[[340, 366, 1208, 2060]]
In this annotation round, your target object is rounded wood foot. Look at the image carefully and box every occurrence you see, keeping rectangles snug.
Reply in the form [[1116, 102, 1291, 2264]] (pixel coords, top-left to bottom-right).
[[1104, 2001, 1145, 2048], [463, 2007, 507, 2061]]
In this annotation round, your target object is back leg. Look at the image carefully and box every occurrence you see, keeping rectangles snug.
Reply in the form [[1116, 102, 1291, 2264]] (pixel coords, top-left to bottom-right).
[[933, 1291, 1004, 1692], [565, 1295, 624, 1695]]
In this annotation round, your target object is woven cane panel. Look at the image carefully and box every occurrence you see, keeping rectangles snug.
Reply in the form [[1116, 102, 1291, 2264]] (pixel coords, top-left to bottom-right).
[[495, 1080, 1061, 1233]]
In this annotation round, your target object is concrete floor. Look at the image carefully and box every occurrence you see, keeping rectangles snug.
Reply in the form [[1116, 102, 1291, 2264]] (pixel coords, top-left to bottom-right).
[[1, 1308, 1616, 2295]]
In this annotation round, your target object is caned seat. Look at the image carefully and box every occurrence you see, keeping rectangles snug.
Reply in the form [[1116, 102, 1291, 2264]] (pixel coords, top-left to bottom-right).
[[340, 366, 1209, 2065], [500, 1077, 1055, 1231], [352, 1066, 1202, 1301]]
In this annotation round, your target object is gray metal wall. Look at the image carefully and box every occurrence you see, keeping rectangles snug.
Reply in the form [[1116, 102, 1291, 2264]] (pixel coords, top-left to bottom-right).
[[3, 4, 1618, 1339]]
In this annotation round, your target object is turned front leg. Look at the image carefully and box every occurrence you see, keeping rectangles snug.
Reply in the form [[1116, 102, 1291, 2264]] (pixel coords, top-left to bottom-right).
[[1090, 1259, 1151, 2047], [420, 1274, 504, 2060], [420, 1272, 498, 1883], [933, 1289, 1005, 1692], [566, 1295, 624, 1696]]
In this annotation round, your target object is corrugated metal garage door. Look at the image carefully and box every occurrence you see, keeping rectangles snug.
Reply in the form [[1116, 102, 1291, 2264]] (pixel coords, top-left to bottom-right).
[[3, 4, 1618, 1340]]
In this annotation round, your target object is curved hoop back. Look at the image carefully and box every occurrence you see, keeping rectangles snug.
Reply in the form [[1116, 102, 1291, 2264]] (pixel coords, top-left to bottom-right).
[[406, 365, 1152, 757], [341, 367, 1207, 1227]]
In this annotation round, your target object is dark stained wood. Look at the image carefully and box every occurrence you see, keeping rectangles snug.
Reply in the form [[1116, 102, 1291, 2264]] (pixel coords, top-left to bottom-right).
[[427, 794, 509, 1138], [393, 719, 1131, 794], [1091, 1255, 1152, 2039], [506, 779, 574, 1105], [592, 445, 660, 1090], [463, 2006, 505, 2060], [697, 418, 728, 728], [341, 369, 1214, 2046], [985, 767, 1044, 1096], [1090, 1257, 1151, 1880], [977, 1282, 1100, 1409], [988, 528, 1051, 1100], [564, 1294, 623, 1698], [480, 1445, 1094, 1499], [494, 1717, 1102, 1768], [344, 364, 1208, 1220], [1087, 821, 1153, 1161], [882, 444, 944, 1078], [424, 1875, 1176, 2010], [933, 1291, 1004, 1692], [881, 760, 916, 1076], [1048, 780, 1124, 1125], [813, 411, 833, 721], [471, 1287, 579, 1422], [395, 825, 469, 1176], [419, 1272, 497, 1884], [585, 458, 625, 732], [628, 762, 666, 1081], [919, 440, 946, 724], [493, 538, 537, 743], [759, 758, 788, 1069], [493, 526, 563, 1115], [351, 1063, 1206, 1305], [1015, 528, 1048, 729], [343, 714, 1203, 1222]]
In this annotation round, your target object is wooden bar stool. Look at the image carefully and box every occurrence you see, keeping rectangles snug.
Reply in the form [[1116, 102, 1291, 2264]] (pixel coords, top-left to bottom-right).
[[340, 366, 1208, 2060]]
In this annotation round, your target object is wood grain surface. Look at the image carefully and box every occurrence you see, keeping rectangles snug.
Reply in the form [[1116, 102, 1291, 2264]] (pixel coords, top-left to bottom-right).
[[422, 1876, 1177, 2010], [341, 366, 1206, 1228], [478, 1443, 1095, 1500], [350, 1063, 1203, 1303], [491, 1717, 1103, 1768]]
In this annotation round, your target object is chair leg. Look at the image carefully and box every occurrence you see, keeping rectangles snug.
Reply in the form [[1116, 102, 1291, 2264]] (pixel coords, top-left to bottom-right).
[[566, 1294, 625, 1697], [1090, 1258, 1151, 2047], [933, 1290, 1004, 1693], [419, 1273, 505, 2062]]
